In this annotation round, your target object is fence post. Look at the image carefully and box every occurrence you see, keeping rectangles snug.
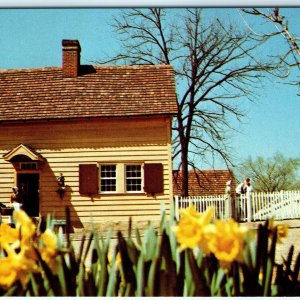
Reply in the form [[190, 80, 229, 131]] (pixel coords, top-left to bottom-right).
[[247, 190, 252, 222], [232, 193, 239, 221], [224, 193, 230, 219], [174, 195, 180, 220]]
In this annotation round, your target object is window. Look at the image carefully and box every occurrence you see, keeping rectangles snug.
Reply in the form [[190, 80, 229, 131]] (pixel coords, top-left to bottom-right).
[[98, 163, 143, 194], [125, 165, 142, 192], [100, 165, 116, 192], [20, 162, 37, 170], [80, 162, 164, 195]]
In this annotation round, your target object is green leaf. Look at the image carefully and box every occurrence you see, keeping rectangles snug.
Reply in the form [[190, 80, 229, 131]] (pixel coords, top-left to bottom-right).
[[57, 254, 68, 296], [225, 276, 234, 296], [134, 227, 142, 248], [76, 234, 86, 264], [145, 257, 161, 296], [117, 231, 136, 294], [158, 230, 179, 295], [97, 244, 109, 296], [143, 223, 158, 260], [292, 252, 300, 283], [183, 250, 195, 296], [83, 232, 94, 264], [211, 268, 225, 296], [285, 245, 294, 273], [186, 249, 210, 296], [263, 226, 277, 296], [135, 254, 145, 296], [34, 247, 61, 296], [28, 273, 39, 296], [77, 264, 86, 296], [105, 259, 118, 296], [263, 258, 273, 296]]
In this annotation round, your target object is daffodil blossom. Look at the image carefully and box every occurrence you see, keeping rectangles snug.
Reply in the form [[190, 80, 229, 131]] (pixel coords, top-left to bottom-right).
[[14, 210, 36, 242], [173, 206, 249, 269], [204, 219, 248, 269], [39, 228, 59, 273], [0, 223, 19, 247], [0, 243, 38, 289], [173, 205, 214, 252], [268, 219, 288, 244]]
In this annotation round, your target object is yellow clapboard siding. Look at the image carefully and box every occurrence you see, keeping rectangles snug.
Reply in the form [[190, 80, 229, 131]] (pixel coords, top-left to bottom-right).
[[42, 203, 169, 213], [0, 116, 174, 227], [41, 150, 168, 159], [41, 154, 169, 163], [49, 209, 168, 218], [42, 200, 170, 209], [40, 194, 171, 205]]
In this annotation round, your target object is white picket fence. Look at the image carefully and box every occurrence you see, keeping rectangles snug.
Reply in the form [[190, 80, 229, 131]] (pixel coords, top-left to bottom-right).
[[237, 190, 300, 221], [174, 190, 300, 222], [174, 194, 231, 220]]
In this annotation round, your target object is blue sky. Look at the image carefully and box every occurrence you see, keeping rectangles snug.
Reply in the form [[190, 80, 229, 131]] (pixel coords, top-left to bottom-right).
[[0, 8, 299, 170]]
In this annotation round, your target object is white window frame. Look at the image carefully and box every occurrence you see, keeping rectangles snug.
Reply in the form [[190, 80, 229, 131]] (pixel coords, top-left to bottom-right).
[[99, 164, 117, 193], [98, 162, 144, 194], [125, 164, 143, 193]]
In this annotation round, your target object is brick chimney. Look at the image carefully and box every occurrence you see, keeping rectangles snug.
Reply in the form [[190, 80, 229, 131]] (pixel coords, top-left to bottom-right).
[[62, 39, 81, 78]]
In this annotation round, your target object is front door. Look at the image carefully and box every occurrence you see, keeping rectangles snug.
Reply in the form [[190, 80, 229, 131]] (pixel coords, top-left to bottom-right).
[[17, 173, 40, 217]]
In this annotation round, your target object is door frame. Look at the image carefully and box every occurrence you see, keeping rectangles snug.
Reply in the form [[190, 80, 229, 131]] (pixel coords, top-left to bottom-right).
[[15, 170, 41, 217]]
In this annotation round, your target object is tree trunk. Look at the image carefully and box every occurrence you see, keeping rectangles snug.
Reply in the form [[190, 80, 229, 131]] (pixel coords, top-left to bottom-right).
[[180, 136, 189, 197]]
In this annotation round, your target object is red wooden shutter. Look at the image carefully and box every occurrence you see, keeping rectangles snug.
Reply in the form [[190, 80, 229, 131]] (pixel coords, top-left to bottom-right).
[[144, 163, 164, 194], [79, 164, 99, 194]]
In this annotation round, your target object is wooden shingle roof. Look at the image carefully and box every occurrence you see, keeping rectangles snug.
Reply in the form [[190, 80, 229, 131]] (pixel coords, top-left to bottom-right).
[[0, 64, 177, 122], [173, 169, 235, 196]]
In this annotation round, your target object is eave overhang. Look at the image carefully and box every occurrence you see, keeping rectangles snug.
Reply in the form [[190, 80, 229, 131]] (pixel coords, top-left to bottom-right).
[[3, 144, 45, 162]]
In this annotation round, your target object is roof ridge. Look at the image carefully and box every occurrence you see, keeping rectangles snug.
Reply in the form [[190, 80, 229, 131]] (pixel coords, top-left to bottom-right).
[[0, 66, 61, 74], [0, 64, 173, 74]]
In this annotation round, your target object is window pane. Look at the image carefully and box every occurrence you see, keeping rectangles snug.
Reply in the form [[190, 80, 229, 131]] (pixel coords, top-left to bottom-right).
[[126, 165, 142, 192], [100, 165, 116, 192]]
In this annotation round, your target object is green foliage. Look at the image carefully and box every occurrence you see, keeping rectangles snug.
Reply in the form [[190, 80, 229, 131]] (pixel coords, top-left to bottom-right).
[[236, 153, 300, 192], [0, 207, 299, 296]]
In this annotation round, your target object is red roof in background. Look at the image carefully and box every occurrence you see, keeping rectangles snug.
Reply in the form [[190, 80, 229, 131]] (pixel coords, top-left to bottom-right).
[[173, 169, 235, 196], [0, 65, 177, 122]]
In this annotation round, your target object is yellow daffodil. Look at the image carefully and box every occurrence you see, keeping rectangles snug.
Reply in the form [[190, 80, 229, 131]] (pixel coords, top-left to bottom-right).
[[0, 244, 38, 289], [0, 223, 19, 246], [268, 220, 288, 243], [115, 252, 122, 271], [277, 224, 288, 243], [14, 210, 36, 242], [173, 206, 214, 252], [205, 219, 248, 269], [0, 260, 17, 289], [39, 229, 59, 272]]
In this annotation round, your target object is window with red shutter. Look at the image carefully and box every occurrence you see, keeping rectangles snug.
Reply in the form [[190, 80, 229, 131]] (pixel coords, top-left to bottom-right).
[[144, 163, 164, 194], [79, 164, 99, 194]]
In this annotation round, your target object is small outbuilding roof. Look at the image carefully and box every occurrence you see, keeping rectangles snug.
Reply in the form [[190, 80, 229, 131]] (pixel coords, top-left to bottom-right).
[[173, 169, 235, 196]]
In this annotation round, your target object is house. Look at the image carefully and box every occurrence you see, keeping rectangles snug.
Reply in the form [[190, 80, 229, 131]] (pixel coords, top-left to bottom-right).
[[0, 39, 177, 231], [173, 169, 235, 196]]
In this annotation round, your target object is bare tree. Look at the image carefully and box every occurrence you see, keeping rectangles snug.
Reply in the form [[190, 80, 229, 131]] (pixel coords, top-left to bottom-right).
[[240, 8, 300, 93], [103, 8, 282, 196]]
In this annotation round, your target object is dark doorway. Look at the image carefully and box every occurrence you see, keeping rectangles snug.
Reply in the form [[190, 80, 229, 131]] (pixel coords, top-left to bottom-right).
[[17, 173, 39, 217]]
